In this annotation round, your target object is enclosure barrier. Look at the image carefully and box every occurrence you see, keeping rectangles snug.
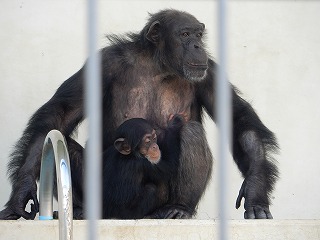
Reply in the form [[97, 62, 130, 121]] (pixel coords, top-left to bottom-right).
[[39, 129, 73, 240]]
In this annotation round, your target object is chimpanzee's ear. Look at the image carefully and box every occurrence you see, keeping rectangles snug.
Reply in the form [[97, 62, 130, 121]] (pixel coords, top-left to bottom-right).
[[146, 21, 161, 43], [114, 138, 131, 155]]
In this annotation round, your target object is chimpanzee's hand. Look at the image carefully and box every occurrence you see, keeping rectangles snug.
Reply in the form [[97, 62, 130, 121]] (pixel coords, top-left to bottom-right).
[[235, 178, 273, 219], [0, 175, 39, 220], [168, 114, 186, 130]]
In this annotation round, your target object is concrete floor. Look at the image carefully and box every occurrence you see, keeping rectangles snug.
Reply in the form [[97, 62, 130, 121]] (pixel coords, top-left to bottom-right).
[[0, 219, 319, 240]]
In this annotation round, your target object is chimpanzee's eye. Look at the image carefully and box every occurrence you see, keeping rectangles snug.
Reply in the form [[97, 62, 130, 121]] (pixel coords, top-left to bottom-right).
[[182, 32, 190, 37], [197, 32, 203, 38]]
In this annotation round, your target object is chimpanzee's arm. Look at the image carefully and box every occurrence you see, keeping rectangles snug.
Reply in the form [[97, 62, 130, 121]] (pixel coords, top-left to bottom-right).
[[198, 60, 279, 219], [231, 91, 279, 219], [0, 69, 85, 220]]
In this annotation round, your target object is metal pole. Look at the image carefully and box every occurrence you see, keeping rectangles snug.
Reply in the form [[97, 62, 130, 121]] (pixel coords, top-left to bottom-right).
[[39, 130, 73, 240], [216, 0, 230, 239], [85, 0, 102, 239]]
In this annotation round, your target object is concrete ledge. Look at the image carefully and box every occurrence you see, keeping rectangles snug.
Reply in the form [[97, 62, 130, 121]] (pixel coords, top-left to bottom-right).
[[0, 219, 319, 240]]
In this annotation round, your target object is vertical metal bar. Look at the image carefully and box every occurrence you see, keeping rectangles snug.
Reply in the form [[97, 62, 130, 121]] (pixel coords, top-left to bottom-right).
[[85, 0, 102, 239], [216, 0, 230, 240]]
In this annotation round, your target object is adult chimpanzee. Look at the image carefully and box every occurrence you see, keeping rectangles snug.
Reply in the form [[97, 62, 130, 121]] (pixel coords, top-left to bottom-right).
[[0, 9, 278, 220], [102, 115, 184, 219]]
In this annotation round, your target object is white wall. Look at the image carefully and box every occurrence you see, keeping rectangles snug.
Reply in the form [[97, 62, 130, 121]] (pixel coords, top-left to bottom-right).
[[0, 0, 319, 220]]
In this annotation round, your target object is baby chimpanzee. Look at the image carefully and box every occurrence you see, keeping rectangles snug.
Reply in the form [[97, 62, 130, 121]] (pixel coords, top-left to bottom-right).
[[102, 115, 184, 219]]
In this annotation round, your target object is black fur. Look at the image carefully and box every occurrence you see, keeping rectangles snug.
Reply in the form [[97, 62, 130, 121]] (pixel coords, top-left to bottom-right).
[[102, 116, 182, 219], [0, 9, 278, 220]]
